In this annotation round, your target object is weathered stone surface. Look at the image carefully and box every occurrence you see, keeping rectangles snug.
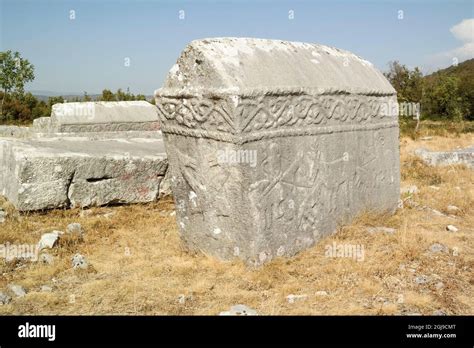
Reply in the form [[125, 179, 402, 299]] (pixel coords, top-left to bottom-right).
[[429, 243, 448, 253], [446, 224, 459, 232], [8, 284, 27, 298], [38, 231, 61, 251], [155, 38, 400, 266], [32, 101, 161, 134], [0, 291, 12, 304], [72, 253, 88, 269], [415, 146, 474, 168], [0, 137, 168, 211], [0, 125, 31, 138]]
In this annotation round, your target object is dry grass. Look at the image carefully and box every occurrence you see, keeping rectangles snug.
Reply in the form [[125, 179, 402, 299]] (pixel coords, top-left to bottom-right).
[[0, 124, 473, 315]]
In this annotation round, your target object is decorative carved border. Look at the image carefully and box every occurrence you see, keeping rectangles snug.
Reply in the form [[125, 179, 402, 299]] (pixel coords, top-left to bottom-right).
[[56, 121, 161, 133], [156, 91, 399, 143]]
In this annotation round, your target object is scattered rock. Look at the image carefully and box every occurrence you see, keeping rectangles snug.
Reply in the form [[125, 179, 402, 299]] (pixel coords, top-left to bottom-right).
[[71, 253, 88, 269], [429, 243, 448, 253], [435, 282, 444, 290], [420, 136, 433, 141], [38, 253, 54, 265], [170, 211, 176, 217], [177, 294, 193, 305], [415, 146, 474, 168], [8, 284, 27, 298], [401, 185, 418, 195], [414, 275, 429, 285], [447, 205, 460, 213], [219, 304, 257, 316], [433, 310, 447, 316], [429, 208, 445, 217], [429, 185, 440, 190], [0, 291, 12, 304], [366, 227, 396, 234], [315, 291, 328, 296], [66, 223, 84, 238], [446, 224, 459, 232], [38, 231, 62, 251], [40, 285, 53, 292], [286, 294, 308, 303]]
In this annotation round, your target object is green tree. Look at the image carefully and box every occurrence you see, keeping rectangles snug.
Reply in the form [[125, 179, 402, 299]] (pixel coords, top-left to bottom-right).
[[0, 51, 35, 118], [100, 89, 116, 101], [384, 61, 423, 103], [82, 92, 92, 102], [47, 96, 65, 115], [422, 75, 466, 120], [116, 88, 127, 101]]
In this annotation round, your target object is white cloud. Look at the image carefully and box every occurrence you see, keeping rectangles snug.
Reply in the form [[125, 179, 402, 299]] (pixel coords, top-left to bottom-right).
[[424, 18, 474, 73], [450, 18, 474, 43]]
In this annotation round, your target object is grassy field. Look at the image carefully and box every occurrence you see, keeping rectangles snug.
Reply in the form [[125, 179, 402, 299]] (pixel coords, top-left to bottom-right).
[[0, 122, 473, 315]]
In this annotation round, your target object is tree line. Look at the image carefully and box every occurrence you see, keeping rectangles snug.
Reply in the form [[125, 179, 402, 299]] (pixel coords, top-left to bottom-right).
[[384, 60, 473, 122], [0, 51, 154, 124], [1, 51, 473, 125]]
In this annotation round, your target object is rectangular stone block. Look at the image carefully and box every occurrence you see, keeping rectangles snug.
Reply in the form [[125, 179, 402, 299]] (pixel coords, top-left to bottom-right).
[[0, 137, 168, 211], [155, 38, 400, 266], [32, 101, 161, 134]]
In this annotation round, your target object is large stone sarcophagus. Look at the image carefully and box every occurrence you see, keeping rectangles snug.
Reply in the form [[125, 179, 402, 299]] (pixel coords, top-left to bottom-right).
[[155, 38, 400, 266]]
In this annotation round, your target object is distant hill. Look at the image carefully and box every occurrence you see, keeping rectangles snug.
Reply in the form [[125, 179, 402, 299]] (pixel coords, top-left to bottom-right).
[[424, 58, 474, 81]]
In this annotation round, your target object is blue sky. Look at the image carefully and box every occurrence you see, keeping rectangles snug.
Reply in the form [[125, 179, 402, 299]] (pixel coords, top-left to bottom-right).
[[1, 0, 473, 95]]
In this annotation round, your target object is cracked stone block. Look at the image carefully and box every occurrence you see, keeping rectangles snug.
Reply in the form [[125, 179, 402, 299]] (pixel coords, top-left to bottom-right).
[[415, 146, 474, 168], [155, 38, 400, 266], [0, 137, 168, 211]]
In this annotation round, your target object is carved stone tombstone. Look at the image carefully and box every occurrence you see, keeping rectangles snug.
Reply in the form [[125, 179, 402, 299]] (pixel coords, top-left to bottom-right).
[[155, 38, 400, 266]]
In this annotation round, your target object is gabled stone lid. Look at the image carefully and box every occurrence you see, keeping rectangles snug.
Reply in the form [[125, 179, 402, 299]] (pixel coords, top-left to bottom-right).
[[160, 37, 395, 95]]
